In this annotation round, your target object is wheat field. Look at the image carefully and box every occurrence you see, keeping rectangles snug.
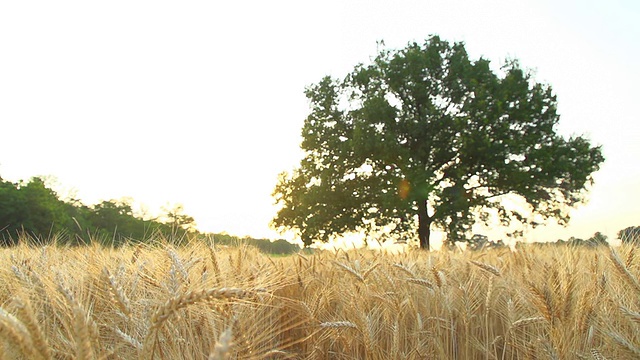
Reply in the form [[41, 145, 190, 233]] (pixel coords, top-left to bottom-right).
[[0, 239, 639, 359]]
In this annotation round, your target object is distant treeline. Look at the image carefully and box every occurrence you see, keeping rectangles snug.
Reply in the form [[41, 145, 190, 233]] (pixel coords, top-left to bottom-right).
[[1, 175, 636, 252], [209, 233, 300, 255], [0, 176, 300, 254]]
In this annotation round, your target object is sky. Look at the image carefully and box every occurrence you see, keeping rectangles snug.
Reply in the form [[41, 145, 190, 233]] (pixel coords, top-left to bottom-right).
[[1, 0, 638, 247]]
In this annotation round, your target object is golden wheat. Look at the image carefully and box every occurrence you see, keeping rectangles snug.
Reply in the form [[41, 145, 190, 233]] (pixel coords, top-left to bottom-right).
[[1, 239, 640, 359]]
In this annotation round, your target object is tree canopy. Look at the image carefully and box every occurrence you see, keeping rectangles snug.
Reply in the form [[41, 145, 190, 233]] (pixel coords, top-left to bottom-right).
[[618, 226, 640, 244], [0, 175, 195, 246], [272, 36, 604, 249]]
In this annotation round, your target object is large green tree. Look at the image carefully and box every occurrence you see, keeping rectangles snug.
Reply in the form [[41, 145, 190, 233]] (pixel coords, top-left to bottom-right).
[[272, 36, 604, 249]]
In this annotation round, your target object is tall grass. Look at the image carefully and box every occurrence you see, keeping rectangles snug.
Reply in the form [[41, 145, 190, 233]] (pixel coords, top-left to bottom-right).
[[1, 238, 639, 359]]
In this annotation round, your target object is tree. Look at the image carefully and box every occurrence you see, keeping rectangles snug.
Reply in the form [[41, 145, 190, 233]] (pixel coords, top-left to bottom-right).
[[618, 226, 640, 244], [162, 204, 197, 235], [272, 36, 604, 250], [586, 231, 608, 246]]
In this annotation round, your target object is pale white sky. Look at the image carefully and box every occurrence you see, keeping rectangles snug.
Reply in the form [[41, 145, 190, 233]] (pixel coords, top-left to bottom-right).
[[1, 0, 638, 246]]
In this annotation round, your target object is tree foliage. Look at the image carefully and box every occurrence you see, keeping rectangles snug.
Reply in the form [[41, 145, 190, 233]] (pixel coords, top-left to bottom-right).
[[272, 36, 604, 249], [0, 175, 298, 254], [618, 226, 640, 244], [0, 176, 192, 246]]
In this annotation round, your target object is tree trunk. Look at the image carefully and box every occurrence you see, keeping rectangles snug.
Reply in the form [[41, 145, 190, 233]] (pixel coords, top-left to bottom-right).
[[417, 199, 432, 250]]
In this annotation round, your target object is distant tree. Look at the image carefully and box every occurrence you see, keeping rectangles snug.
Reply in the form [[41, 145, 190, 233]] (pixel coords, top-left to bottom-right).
[[0, 176, 83, 245], [270, 239, 300, 254], [272, 36, 605, 249], [89, 199, 146, 243], [618, 226, 640, 244], [554, 238, 567, 246], [586, 231, 608, 246], [211, 233, 239, 247], [162, 204, 196, 233], [567, 236, 584, 246]]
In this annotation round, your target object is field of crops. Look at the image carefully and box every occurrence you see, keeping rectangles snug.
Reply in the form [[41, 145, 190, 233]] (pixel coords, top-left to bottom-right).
[[1, 240, 639, 359]]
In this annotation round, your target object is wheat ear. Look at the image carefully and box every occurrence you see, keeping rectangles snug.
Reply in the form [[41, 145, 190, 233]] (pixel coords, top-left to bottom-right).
[[0, 306, 37, 359], [143, 288, 251, 358], [115, 327, 142, 350], [471, 260, 502, 277], [103, 268, 132, 318], [607, 330, 640, 357], [332, 261, 365, 282], [510, 316, 545, 330], [13, 297, 52, 360], [431, 267, 446, 288], [590, 348, 608, 360], [207, 245, 222, 284], [393, 263, 416, 277], [319, 321, 358, 329], [57, 281, 94, 360], [149, 288, 249, 330], [406, 278, 434, 289], [209, 325, 233, 360], [608, 247, 640, 293], [619, 306, 640, 323]]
